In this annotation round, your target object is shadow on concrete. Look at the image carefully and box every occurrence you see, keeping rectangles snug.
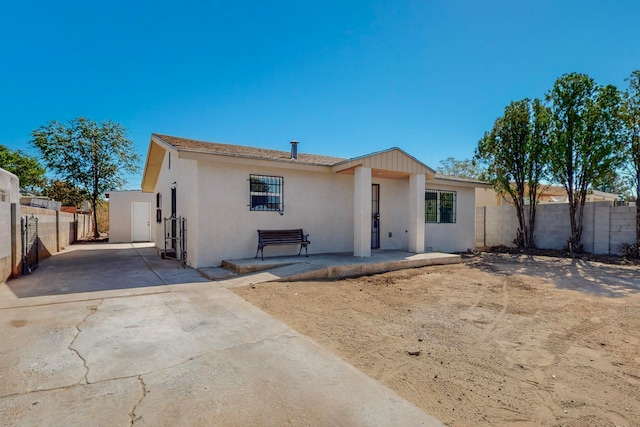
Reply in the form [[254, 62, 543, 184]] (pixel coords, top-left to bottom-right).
[[469, 253, 640, 298], [7, 242, 209, 298]]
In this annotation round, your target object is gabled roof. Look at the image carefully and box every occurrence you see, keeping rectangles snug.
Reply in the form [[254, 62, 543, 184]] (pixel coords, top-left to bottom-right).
[[331, 147, 436, 179], [141, 133, 462, 192], [154, 134, 346, 166]]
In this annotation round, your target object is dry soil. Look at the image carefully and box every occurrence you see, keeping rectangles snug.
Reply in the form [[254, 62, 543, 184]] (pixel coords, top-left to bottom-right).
[[234, 253, 640, 427]]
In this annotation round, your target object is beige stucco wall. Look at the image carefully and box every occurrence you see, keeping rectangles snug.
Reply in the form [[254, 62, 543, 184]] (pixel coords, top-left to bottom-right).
[[375, 177, 411, 250], [195, 160, 355, 267], [1, 168, 20, 282], [425, 183, 476, 253], [109, 191, 155, 243], [151, 148, 199, 265]]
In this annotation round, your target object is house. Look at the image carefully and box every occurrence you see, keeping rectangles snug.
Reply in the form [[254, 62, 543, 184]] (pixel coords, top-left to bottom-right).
[[141, 134, 490, 268], [476, 185, 619, 207]]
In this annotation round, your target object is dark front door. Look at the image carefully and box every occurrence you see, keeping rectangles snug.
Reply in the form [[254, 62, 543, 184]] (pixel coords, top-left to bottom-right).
[[371, 184, 380, 249], [171, 186, 177, 250]]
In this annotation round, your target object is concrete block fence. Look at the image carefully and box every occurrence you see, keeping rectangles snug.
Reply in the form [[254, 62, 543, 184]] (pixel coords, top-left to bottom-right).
[[1, 168, 93, 282], [476, 202, 636, 255]]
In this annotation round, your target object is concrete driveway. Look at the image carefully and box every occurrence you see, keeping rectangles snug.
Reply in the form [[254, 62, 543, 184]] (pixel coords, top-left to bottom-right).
[[0, 243, 441, 426]]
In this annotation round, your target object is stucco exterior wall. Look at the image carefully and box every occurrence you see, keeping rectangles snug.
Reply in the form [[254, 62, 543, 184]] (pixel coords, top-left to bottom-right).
[[425, 184, 476, 253], [109, 191, 155, 243], [195, 160, 355, 267], [375, 178, 410, 250], [1, 168, 20, 282], [151, 149, 199, 266]]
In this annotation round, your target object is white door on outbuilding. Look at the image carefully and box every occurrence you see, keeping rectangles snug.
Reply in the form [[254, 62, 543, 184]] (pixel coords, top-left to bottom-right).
[[131, 202, 151, 242]]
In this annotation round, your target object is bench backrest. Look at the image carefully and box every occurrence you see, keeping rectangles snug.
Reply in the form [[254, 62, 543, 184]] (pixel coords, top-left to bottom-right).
[[258, 229, 305, 244]]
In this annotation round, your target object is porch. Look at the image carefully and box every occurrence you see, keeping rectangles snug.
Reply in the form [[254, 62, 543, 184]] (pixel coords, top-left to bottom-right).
[[198, 250, 461, 285]]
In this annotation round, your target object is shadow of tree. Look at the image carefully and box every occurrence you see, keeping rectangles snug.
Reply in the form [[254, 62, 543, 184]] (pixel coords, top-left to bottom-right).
[[468, 253, 640, 297]]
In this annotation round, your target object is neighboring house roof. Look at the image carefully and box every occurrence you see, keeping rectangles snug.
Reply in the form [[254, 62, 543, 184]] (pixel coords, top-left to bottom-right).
[[432, 173, 492, 188]]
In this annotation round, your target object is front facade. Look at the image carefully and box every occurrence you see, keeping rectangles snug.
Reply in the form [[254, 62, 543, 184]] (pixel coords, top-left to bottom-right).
[[142, 134, 485, 268]]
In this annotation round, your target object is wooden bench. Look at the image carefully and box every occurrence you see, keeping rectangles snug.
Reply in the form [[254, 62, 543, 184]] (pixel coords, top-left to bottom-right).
[[256, 229, 310, 260]]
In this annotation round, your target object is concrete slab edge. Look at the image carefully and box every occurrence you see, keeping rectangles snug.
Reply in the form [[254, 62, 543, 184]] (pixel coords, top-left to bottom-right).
[[274, 255, 462, 282]]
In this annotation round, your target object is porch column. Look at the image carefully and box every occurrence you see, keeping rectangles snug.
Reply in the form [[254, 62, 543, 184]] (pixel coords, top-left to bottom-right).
[[353, 166, 372, 257], [408, 173, 425, 253]]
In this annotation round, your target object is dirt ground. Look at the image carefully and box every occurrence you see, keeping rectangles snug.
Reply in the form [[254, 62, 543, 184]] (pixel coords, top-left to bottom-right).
[[233, 253, 640, 427]]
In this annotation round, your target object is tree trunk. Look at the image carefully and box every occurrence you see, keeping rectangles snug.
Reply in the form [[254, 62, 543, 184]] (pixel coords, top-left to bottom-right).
[[92, 198, 99, 238], [636, 173, 640, 245], [527, 202, 537, 248]]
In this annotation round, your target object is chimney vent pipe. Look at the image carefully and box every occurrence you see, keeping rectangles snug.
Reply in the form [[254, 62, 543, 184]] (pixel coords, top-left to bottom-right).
[[290, 141, 299, 160]]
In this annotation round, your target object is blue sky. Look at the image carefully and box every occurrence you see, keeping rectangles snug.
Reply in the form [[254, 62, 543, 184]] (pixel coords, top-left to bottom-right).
[[1, 0, 639, 188]]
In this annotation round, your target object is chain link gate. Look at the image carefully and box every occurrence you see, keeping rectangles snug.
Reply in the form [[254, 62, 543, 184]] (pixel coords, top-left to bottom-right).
[[21, 214, 39, 275]]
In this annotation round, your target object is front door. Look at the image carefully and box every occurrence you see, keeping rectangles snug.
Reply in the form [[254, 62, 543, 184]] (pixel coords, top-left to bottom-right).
[[171, 186, 177, 250], [131, 202, 151, 242], [371, 184, 380, 249]]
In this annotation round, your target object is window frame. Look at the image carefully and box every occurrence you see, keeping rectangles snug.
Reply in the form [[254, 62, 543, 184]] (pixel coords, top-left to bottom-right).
[[249, 174, 284, 212], [425, 189, 457, 224]]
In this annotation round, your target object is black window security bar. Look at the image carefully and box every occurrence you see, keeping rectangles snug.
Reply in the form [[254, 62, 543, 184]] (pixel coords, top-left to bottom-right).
[[425, 190, 456, 224], [249, 174, 284, 212]]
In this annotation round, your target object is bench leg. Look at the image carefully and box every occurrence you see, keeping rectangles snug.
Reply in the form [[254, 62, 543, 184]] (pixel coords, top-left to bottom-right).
[[255, 246, 264, 261]]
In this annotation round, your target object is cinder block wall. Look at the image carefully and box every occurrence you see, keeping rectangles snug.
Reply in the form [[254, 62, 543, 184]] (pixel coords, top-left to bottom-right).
[[477, 202, 636, 255], [610, 205, 635, 251]]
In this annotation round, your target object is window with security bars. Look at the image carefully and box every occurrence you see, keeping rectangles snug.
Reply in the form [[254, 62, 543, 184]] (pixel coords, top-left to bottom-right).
[[249, 175, 283, 212], [425, 189, 456, 223]]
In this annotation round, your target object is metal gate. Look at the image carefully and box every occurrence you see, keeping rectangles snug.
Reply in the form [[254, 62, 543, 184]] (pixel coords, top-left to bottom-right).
[[163, 215, 187, 268], [21, 214, 39, 275]]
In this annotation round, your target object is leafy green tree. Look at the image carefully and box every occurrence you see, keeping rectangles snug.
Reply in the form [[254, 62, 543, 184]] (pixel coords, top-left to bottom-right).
[[592, 169, 634, 201], [44, 180, 89, 208], [547, 73, 625, 253], [31, 117, 140, 237], [0, 144, 47, 193], [621, 70, 640, 245], [475, 98, 551, 248], [436, 157, 486, 180]]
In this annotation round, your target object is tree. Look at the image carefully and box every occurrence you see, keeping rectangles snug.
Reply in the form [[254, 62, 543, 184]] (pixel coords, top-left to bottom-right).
[[436, 157, 486, 180], [592, 169, 634, 201], [547, 73, 625, 253], [0, 144, 47, 193], [621, 70, 640, 245], [475, 98, 551, 248], [31, 117, 140, 237], [44, 180, 89, 208]]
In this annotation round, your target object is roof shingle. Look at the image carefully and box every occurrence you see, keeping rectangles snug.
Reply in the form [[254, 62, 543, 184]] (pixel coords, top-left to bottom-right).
[[153, 134, 346, 166]]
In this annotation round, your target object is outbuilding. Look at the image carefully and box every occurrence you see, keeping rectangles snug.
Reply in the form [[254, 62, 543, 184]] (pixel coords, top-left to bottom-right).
[[107, 190, 155, 243]]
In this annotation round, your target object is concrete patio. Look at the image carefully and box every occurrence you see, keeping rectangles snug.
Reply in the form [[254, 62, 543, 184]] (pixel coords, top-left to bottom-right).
[[0, 242, 443, 426], [200, 250, 461, 284]]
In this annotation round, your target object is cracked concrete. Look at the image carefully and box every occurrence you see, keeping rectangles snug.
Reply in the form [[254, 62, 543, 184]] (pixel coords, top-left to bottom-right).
[[129, 376, 147, 426], [68, 301, 102, 385], [0, 243, 442, 426]]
